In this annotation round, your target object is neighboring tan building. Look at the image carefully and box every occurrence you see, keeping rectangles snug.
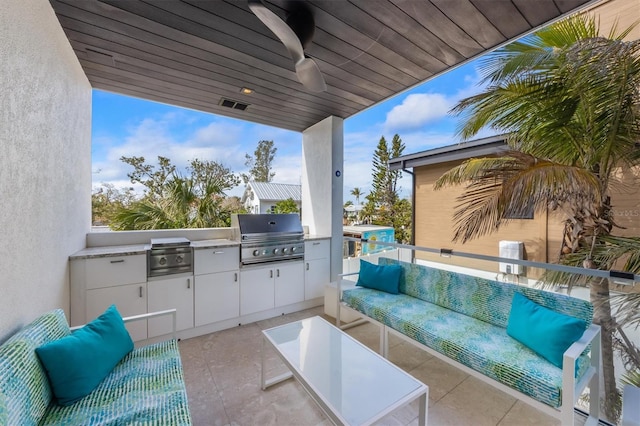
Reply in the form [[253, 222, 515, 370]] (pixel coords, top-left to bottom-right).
[[241, 182, 302, 214], [389, 135, 640, 273]]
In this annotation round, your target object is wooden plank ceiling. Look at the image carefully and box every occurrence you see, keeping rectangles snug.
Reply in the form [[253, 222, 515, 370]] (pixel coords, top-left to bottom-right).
[[50, 0, 596, 132]]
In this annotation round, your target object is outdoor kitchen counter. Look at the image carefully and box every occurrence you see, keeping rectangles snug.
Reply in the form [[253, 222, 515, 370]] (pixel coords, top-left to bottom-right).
[[70, 239, 240, 260], [69, 244, 147, 260]]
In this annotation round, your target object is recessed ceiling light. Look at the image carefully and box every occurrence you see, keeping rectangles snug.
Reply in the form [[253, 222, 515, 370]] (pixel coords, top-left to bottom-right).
[[240, 87, 253, 95]]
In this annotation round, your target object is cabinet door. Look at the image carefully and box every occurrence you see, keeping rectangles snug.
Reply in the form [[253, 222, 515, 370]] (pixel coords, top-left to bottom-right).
[[86, 283, 147, 342], [147, 276, 194, 338], [274, 261, 305, 307], [84, 255, 147, 289], [305, 256, 330, 300], [194, 270, 239, 326], [194, 246, 239, 275], [240, 266, 275, 315], [304, 239, 330, 260]]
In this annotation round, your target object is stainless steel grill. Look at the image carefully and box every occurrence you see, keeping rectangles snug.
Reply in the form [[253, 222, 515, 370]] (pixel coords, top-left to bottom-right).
[[147, 237, 193, 277], [232, 214, 304, 266]]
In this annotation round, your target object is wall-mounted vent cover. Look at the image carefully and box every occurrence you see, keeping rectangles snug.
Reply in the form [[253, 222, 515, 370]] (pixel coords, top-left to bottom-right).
[[220, 98, 249, 111]]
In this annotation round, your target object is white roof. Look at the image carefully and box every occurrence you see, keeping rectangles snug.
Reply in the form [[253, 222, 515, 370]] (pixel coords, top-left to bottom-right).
[[243, 182, 301, 202]]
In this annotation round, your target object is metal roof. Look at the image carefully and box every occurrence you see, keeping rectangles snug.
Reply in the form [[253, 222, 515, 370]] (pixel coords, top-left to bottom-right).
[[388, 134, 509, 170], [244, 181, 301, 202], [49, 0, 600, 132]]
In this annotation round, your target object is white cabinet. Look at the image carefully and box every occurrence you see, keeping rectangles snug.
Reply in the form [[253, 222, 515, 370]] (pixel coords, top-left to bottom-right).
[[240, 265, 275, 315], [274, 262, 305, 307], [194, 246, 240, 326], [86, 283, 148, 342], [240, 261, 304, 315], [70, 253, 148, 342], [304, 239, 330, 300], [195, 270, 239, 326], [147, 275, 194, 338]]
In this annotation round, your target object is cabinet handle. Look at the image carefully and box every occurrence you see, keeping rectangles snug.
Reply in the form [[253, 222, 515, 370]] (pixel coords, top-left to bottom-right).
[[277, 269, 280, 278], [270, 270, 273, 278], [187, 278, 191, 289], [110, 259, 125, 264], [306, 262, 310, 271], [234, 272, 238, 282], [313, 242, 320, 246], [139, 286, 143, 298], [213, 251, 224, 254]]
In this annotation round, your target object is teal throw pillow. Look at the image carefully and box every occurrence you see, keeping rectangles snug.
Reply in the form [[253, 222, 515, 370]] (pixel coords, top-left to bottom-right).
[[507, 292, 586, 369], [35, 305, 134, 406], [356, 259, 402, 294]]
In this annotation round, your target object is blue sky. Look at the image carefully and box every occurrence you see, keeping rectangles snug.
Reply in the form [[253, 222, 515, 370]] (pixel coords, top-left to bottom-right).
[[92, 58, 493, 202]]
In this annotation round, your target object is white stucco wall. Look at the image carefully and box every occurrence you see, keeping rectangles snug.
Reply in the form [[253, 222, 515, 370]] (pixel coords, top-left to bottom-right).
[[301, 116, 344, 281], [0, 0, 91, 342]]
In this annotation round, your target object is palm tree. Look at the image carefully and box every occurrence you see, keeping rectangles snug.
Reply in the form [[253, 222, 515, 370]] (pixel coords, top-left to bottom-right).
[[111, 174, 237, 229], [434, 16, 640, 421], [350, 187, 363, 205]]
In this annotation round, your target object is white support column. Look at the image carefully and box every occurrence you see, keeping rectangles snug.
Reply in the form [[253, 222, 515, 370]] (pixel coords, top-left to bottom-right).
[[301, 116, 344, 282]]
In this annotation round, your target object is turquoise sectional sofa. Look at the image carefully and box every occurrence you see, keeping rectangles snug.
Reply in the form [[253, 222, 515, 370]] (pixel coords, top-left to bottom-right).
[[338, 258, 601, 426], [0, 309, 191, 425]]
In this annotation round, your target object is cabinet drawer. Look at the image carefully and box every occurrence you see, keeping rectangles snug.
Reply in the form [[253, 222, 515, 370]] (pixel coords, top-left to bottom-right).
[[85, 255, 146, 289], [305, 239, 329, 260], [194, 246, 239, 275]]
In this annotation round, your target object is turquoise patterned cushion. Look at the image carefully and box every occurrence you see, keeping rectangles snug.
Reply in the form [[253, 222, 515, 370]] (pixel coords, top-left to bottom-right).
[[378, 258, 593, 328], [36, 305, 134, 406], [40, 339, 192, 425], [343, 287, 591, 408], [0, 309, 70, 425]]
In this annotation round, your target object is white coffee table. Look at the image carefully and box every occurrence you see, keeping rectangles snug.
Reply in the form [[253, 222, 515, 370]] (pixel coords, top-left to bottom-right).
[[261, 316, 428, 425]]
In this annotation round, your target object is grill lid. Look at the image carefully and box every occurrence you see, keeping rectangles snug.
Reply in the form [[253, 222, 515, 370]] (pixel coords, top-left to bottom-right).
[[150, 237, 191, 248], [232, 214, 303, 237]]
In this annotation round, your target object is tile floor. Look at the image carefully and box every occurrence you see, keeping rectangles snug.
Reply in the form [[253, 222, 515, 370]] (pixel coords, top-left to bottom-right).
[[178, 307, 581, 426]]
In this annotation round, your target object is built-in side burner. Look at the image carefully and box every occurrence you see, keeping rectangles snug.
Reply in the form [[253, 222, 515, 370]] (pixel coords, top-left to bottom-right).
[[147, 237, 193, 278]]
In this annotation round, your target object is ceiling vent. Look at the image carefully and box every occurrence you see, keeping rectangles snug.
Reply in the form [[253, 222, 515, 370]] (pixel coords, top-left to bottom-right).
[[220, 98, 249, 111]]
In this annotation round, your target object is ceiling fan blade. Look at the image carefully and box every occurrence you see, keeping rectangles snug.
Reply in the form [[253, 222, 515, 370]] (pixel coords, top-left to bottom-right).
[[248, 0, 304, 63], [295, 57, 327, 92], [249, 0, 327, 92]]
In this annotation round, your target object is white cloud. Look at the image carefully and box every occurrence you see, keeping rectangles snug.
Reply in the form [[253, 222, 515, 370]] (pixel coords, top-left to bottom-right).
[[384, 93, 453, 131]]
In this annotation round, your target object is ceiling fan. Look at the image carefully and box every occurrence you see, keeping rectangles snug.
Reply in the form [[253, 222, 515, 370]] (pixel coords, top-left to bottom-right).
[[248, 0, 327, 92]]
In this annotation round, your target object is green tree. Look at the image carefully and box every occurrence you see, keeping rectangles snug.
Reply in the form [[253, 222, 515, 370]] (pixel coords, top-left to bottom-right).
[[91, 183, 136, 226], [350, 187, 363, 204], [273, 198, 299, 214], [120, 155, 175, 199], [112, 157, 242, 230], [364, 134, 411, 241], [434, 16, 640, 420], [242, 140, 277, 183]]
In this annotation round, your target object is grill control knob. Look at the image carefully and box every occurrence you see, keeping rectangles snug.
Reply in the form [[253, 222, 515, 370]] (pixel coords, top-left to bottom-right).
[[291, 246, 297, 253], [159, 257, 167, 265], [282, 247, 289, 254], [253, 249, 260, 257], [273, 248, 280, 255], [262, 249, 268, 256], [176, 255, 183, 264]]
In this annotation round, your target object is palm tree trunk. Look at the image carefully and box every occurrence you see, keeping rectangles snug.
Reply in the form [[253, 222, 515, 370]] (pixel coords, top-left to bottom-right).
[[590, 276, 621, 421]]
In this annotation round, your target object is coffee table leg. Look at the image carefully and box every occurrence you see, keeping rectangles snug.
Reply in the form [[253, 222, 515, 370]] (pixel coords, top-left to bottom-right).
[[261, 335, 267, 390], [261, 335, 294, 390], [419, 391, 428, 426]]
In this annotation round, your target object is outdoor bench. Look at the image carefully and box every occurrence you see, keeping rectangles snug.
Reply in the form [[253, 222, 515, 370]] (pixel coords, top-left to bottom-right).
[[0, 308, 192, 425], [337, 258, 601, 426]]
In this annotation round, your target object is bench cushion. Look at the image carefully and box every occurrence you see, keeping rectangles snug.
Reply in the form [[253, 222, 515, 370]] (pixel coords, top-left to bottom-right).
[[379, 258, 593, 329], [41, 339, 192, 425], [0, 309, 69, 425], [342, 287, 590, 408]]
